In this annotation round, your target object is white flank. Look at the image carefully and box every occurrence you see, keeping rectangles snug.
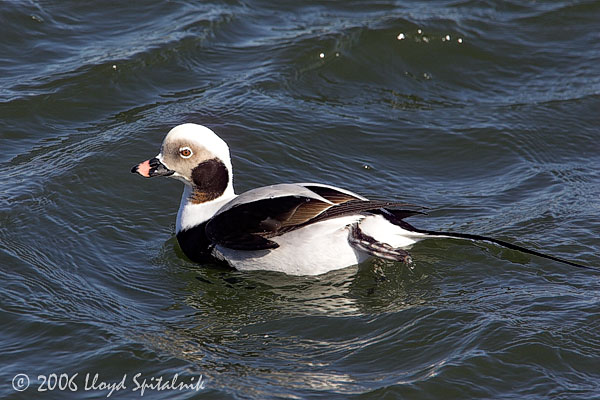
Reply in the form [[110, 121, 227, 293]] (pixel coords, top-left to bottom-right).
[[213, 216, 369, 276], [357, 214, 428, 248]]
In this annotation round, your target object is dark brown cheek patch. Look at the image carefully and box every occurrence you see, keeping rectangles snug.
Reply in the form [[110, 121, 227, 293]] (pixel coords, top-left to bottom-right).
[[190, 158, 229, 203]]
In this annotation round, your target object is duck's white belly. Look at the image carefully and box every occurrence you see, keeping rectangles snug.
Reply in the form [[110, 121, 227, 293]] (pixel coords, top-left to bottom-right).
[[213, 216, 369, 276]]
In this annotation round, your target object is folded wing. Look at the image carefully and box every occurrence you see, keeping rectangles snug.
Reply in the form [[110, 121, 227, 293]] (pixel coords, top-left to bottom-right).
[[205, 183, 424, 251]]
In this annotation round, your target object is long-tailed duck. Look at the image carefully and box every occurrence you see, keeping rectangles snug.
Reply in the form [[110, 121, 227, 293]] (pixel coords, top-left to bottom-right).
[[131, 123, 594, 276]]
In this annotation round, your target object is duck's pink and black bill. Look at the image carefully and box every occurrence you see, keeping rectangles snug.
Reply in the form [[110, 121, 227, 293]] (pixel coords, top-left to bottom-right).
[[131, 158, 174, 178]]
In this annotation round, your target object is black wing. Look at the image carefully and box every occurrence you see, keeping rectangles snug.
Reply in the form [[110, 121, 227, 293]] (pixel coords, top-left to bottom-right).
[[205, 195, 332, 250], [205, 192, 424, 251]]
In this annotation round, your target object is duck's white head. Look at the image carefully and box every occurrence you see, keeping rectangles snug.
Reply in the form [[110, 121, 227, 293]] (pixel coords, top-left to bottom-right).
[[132, 123, 235, 201]]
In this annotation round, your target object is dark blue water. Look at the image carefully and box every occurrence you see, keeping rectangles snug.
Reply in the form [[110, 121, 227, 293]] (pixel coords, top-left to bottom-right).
[[1, 1, 599, 398]]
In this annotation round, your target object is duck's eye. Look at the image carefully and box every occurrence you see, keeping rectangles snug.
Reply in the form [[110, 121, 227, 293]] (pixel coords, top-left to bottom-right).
[[179, 147, 193, 158]]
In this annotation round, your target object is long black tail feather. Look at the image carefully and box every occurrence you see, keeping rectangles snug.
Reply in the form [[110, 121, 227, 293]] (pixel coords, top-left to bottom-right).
[[410, 227, 598, 272]]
